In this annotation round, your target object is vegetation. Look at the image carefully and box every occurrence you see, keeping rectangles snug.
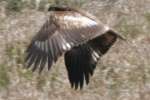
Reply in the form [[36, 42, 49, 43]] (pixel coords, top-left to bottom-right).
[[144, 13, 150, 22], [3, 0, 86, 13], [0, 64, 10, 90], [116, 17, 143, 38], [0, 0, 150, 100], [6, 0, 24, 12]]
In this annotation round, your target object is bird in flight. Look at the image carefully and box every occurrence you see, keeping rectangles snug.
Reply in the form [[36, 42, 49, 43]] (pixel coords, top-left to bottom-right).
[[25, 6, 125, 89]]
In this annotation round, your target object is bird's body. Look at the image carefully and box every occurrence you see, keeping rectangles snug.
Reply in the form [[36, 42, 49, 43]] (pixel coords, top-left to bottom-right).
[[25, 6, 125, 89]]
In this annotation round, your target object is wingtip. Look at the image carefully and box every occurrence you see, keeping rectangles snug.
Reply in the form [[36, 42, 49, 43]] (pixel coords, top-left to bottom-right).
[[109, 29, 127, 41]]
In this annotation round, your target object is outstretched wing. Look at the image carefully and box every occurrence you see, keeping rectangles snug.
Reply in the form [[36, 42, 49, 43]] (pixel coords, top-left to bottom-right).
[[64, 30, 118, 89], [25, 10, 109, 73]]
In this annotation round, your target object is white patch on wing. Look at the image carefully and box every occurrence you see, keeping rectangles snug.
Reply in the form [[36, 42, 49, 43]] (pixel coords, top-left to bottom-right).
[[104, 26, 110, 31], [62, 43, 67, 50], [93, 51, 100, 58], [92, 54, 97, 62], [66, 43, 71, 49], [63, 15, 98, 27], [92, 51, 100, 62], [62, 42, 71, 50], [61, 37, 71, 51]]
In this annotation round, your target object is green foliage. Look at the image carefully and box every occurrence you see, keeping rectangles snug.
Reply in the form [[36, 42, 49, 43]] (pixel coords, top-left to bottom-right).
[[0, 64, 10, 90], [6, 0, 24, 12]]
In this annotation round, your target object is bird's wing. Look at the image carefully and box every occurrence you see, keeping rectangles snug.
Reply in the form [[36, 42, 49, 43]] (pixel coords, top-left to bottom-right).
[[25, 11, 108, 73], [64, 30, 118, 89]]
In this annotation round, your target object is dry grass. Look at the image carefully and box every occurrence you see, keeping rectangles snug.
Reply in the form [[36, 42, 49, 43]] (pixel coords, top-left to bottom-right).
[[0, 0, 150, 100]]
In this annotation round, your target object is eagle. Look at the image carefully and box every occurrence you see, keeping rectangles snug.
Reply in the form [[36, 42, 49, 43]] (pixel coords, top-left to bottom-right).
[[25, 6, 125, 89]]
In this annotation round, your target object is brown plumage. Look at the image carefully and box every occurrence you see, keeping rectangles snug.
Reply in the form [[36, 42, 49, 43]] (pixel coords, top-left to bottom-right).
[[25, 6, 125, 89]]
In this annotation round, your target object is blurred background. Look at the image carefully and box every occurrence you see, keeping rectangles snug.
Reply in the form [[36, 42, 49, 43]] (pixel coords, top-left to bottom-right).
[[0, 0, 150, 100]]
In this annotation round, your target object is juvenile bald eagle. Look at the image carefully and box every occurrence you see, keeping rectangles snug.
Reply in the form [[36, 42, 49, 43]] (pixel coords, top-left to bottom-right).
[[25, 6, 125, 89]]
